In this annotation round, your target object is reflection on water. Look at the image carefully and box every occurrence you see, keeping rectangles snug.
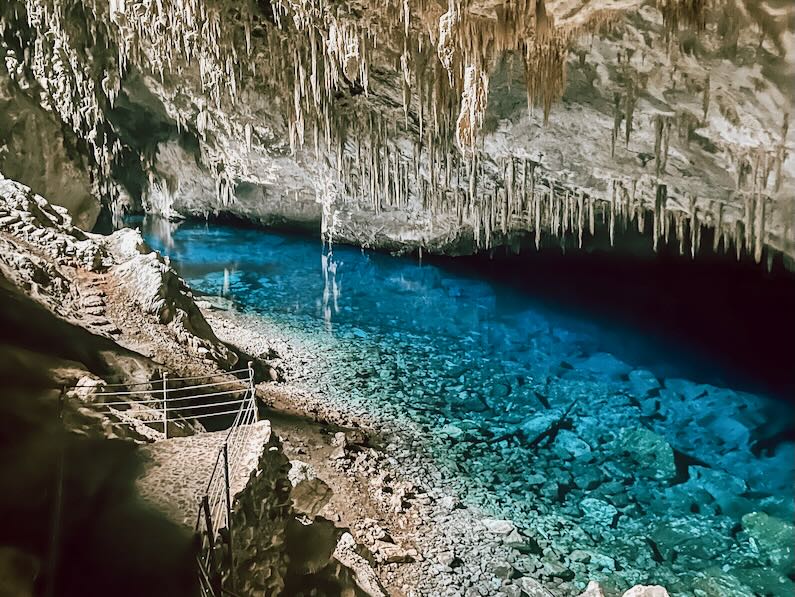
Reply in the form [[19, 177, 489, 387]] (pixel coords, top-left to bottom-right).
[[143, 216, 795, 596]]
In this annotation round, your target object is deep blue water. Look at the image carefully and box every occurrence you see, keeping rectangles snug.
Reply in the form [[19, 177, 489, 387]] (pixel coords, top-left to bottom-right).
[[143, 218, 795, 595]]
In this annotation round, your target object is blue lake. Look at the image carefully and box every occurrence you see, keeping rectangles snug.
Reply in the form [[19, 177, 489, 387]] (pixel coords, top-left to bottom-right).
[[143, 218, 795, 595]]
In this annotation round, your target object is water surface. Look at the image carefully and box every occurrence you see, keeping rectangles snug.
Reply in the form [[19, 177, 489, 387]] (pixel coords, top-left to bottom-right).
[[144, 218, 795, 596]]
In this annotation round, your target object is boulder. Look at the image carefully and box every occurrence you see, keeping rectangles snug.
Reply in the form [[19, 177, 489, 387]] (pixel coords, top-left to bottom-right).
[[288, 461, 333, 517], [621, 586, 669, 597], [692, 566, 756, 597], [70, 376, 107, 403], [553, 429, 592, 458], [578, 581, 606, 597], [481, 518, 516, 535], [515, 576, 554, 596], [616, 427, 676, 480], [329, 431, 347, 460], [580, 498, 618, 528], [628, 369, 660, 397], [519, 410, 563, 439], [577, 353, 631, 379], [741, 511, 795, 572], [651, 517, 731, 562]]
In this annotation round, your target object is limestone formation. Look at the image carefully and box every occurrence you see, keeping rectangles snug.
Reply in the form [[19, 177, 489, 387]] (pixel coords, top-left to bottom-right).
[[0, 0, 791, 264]]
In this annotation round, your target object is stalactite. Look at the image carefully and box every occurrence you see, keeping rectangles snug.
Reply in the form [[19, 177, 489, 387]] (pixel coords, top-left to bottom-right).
[[624, 78, 637, 146], [713, 199, 724, 252], [701, 73, 710, 123], [653, 184, 667, 251], [754, 193, 766, 263], [609, 181, 616, 246]]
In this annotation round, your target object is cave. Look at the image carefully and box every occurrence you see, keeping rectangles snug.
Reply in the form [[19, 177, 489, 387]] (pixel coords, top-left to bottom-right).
[[0, 1, 793, 596]]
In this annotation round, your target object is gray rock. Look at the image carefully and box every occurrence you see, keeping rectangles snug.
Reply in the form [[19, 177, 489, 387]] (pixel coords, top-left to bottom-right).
[[577, 353, 631, 379], [515, 576, 554, 596], [741, 511, 795, 573], [621, 586, 670, 597], [628, 369, 660, 397], [519, 410, 563, 439], [553, 429, 592, 459], [578, 581, 606, 597], [616, 427, 676, 480], [580, 498, 618, 528], [482, 519, 516, 535]]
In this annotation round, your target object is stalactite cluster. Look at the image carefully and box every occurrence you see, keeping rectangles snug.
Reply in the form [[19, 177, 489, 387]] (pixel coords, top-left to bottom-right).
[[0, 0, 791, 266]]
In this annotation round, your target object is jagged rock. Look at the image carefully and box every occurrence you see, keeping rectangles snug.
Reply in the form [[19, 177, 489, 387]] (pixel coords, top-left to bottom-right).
[[329, 431, 348, 460], [372, 539, 414, 564], [615, 427, 676, 481], [553, 429, 592, 459], [333, 533, 388, 597], [621, 586, 670, 597], [288, 460, 333, 517], [628, 370, 660, 397], [70, 376, 107, 403], [481, 519, 516, 535], [578, 581, 606, 597], [580, 498, 618, 528], [515, 576, 554, 596], [741, 512, 795, 572]]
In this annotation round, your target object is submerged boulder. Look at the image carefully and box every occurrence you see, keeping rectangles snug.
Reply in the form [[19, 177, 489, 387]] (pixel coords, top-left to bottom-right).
[[741, 512, 795, 573], [621, 586, 669, 597], [615, 427, 676, 481]]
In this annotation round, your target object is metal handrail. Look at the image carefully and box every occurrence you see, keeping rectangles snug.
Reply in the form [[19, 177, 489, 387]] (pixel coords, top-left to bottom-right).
[[53, 362, 259, 596], [65, 367, 252, 389]]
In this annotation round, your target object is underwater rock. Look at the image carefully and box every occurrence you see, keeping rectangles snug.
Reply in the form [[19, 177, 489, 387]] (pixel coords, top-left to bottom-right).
[[691, 566, 756, 597], [553, 429, 592, 459], [580, 498, 618, 528], [622, 586, 670, 597], [519, 410, 564, 440], [615, 427, 676, 481], [741, 511, 795, 573], [577, 353, 632, 380], [651, 517, 732, 563], [628, 370, 661, 397], [689, 466, 748, 512]]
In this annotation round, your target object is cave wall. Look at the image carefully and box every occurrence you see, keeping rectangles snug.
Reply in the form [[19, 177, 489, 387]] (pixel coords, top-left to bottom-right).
[[0, 65, 99, 229]]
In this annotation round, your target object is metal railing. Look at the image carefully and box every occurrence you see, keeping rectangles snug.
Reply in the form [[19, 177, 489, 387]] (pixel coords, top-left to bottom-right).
[[65, 363, 261, 596], [69, 366, 255, 439], [192, 367, 260, 596]]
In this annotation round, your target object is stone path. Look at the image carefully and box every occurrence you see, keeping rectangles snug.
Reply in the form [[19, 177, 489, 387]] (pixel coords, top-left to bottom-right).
[[136, 421, 272, 528]]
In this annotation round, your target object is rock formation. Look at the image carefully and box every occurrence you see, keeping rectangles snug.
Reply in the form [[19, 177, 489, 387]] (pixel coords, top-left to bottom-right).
[[0, 0, 792, 264]]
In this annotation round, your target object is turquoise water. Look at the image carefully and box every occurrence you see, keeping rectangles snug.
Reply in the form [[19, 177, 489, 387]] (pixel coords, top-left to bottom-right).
[[144, 219, 794, 595]]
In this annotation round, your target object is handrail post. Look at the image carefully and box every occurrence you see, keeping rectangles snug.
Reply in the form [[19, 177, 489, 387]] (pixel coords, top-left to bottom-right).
[[247, 361, 257, 422], [44, 387, 66, 597], [162, 371, 169, 438], [223, 442, 236, 592], [201, 495, 222, 595]]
